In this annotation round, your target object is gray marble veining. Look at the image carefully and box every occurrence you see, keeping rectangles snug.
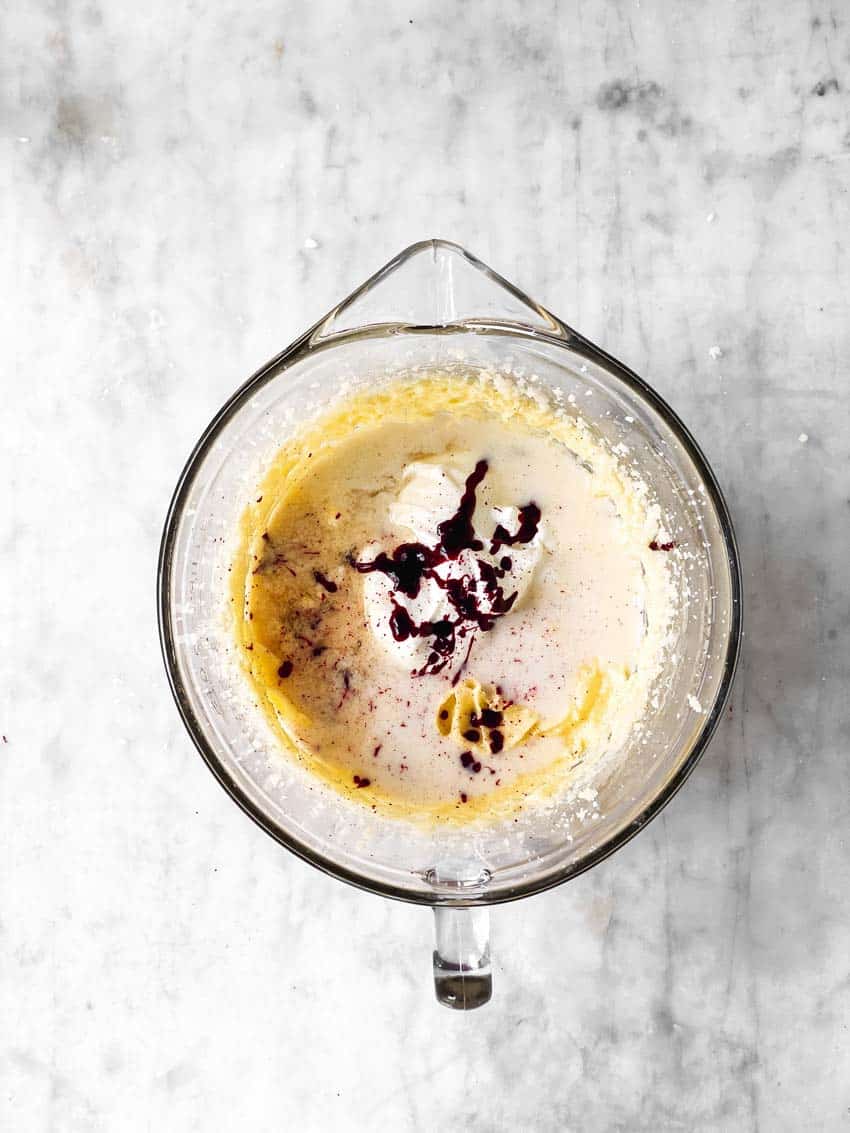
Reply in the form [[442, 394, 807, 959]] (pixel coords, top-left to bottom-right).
[[2, 1, 849, 1130]]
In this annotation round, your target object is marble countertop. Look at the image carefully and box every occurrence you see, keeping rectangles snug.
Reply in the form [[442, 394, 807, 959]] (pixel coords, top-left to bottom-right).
[[4, 1, 849, 1129]]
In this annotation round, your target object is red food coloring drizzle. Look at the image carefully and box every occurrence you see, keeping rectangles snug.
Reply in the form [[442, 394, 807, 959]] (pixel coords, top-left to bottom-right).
[[373, 743, 383, 757], [313, 569, 338, 593], [435, 459, 487, 555], [388, 601, 416, 640], [460, 792, 468, 804], [649, 539, 677, 552], [354, 461, 541, 677], [353, 775, 371, 788], [355, 543, 437, 599], [473, 708, 503, 728], [277, 660, 293, 679], [490, 503, 541, 555]]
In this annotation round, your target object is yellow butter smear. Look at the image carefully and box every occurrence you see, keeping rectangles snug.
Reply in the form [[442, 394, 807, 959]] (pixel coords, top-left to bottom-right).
[[436, 664, 626, 757], [231, 368, 672, 825], [437, 678, 538, 753]]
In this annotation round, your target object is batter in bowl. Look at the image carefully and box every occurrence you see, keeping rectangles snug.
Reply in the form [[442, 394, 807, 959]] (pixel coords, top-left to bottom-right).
[[231, 370, 675, 823]]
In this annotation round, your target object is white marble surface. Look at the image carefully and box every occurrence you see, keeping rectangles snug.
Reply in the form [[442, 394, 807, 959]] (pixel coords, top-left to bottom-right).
[[3, 1, 849, 1129]]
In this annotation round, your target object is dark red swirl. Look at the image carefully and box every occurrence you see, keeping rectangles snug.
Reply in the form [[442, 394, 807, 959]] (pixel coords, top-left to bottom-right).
[[354, 461, 541, 678]]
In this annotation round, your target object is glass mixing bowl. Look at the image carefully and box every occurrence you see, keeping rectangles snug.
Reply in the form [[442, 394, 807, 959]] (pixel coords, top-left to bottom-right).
[[158, 241, 742, 1009]]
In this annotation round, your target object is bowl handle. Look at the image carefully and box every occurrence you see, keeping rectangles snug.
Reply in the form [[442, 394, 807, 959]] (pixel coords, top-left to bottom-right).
[[432, 905, 492, 1009]]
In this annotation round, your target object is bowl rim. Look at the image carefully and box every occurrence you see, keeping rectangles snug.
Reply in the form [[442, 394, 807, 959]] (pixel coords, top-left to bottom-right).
[[157, 242, 743, 907]]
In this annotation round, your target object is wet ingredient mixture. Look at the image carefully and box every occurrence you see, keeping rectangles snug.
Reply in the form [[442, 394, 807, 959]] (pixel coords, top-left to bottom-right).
[[231, 370, 674, 823]]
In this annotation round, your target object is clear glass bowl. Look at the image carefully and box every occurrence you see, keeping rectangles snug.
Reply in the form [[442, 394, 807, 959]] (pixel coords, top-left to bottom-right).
[[158, 241, 742, 1008]]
